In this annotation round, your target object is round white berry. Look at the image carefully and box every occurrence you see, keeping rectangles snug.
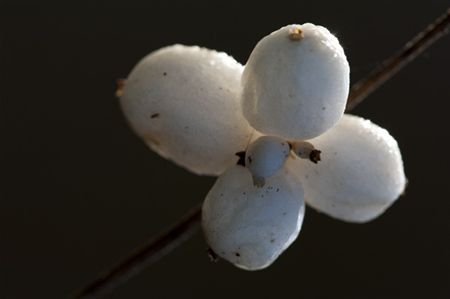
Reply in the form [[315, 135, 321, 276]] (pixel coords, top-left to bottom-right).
[[120, 44, 254, 175], [241, 23, 350, 140], [287, 114, 406, 223], [246, 135, 291, 187], [202, 165, 305, 270]]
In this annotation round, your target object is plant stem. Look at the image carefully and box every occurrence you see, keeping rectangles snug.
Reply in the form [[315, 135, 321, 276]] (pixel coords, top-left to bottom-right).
[[73, 8, 450, 298], [73, 204, 202, 298], [346, 8, 450, 111]]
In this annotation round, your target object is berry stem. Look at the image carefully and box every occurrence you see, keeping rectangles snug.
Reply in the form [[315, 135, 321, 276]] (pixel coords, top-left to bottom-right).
[[346, 8, 450, 111], [72, 8, 450, 298]]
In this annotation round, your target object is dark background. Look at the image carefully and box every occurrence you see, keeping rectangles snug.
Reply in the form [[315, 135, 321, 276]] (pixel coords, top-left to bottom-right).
[[1, 0, 449, 298]]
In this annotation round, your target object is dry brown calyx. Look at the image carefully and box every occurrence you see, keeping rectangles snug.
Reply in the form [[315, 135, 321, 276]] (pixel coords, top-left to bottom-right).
[[288, 26, 303, 41], [115, 78, 127, 98]]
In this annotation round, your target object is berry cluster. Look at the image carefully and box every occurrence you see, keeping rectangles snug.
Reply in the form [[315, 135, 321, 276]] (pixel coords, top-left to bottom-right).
[[119, 23, 406, 270]]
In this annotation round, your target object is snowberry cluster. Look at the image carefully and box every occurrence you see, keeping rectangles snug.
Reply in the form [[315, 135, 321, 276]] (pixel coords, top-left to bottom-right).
[[119, 23, 406, 271]]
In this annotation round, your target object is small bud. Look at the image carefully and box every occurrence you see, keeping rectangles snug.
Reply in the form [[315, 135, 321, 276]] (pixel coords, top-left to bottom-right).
[[292, 140, 321, 164]]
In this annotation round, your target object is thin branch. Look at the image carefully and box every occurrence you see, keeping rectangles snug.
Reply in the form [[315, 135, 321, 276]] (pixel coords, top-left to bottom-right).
[[73, 204, 202, 298], [346, 8, 450, 111], [72, 9, 450, 299]]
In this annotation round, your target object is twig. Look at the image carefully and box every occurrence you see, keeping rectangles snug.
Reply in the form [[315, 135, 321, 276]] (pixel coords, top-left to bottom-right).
[[346, 8, 450, 110], [73, 8, 450, 298], [73, 204, 202, 298]]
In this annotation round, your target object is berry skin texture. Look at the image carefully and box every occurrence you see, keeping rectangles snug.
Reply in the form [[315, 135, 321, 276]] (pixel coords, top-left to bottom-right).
[[241, 23, 350, 140], [120, 44, 254, 176], [246, 135, 291, 187], [287, 114, 407, 223], [202, 165, 305, 270]]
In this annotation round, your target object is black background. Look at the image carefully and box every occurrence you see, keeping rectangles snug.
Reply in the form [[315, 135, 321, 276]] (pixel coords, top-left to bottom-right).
[[1, 1, 449, 298]]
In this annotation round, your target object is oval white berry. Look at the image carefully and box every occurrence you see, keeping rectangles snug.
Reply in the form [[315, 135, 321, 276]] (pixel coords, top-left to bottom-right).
[[202, 165, 305, 270], [246, 136, 290, 187], [287, 114, 406, 223], [120, 45, 254, 175], [241, 23, 350, 140]]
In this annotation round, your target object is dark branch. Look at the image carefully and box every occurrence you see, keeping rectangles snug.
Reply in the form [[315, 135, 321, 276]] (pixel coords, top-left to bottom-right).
[[72, 9, 450, 298], [73, 204, 202, 298], [346, 8, 450, 111]]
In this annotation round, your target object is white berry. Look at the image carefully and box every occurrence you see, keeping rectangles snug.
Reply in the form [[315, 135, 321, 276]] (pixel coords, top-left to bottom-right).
[[241, 23, 350, 140], [287, 114, 406, 223], [246, 135, 291, 187], [202, 165, 305, 270], [120, 44, 254, 175]]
